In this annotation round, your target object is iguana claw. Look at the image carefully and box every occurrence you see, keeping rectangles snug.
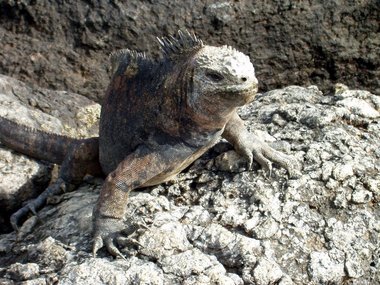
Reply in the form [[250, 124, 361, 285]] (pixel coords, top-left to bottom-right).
[[92, 216, 126, 259], [10, 178, 68, 231], [250, 140, 300, 178]]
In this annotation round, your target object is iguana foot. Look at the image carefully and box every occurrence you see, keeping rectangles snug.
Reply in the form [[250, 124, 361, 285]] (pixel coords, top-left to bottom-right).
[[242, 139, 301, 178], [92, 216, 126, 259], [222, 113, 301, 178], [10, 178, 72, 231]]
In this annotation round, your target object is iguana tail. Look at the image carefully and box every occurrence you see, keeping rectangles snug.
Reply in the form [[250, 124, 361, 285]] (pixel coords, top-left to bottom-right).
[[0, 116, 80, 164]]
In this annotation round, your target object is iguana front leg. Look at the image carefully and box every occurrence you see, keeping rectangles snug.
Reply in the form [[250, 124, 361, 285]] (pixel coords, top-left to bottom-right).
[[222, 112, 300, 178], [92, 143, 194, 258]]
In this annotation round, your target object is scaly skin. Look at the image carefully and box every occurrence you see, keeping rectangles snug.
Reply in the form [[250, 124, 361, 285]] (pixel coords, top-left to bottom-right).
[[0, 30, 300, 258]]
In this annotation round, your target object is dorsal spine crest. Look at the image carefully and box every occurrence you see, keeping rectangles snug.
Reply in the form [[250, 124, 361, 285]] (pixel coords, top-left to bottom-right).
[[109, 49, 148, 73], [157, 29, 204, 58]]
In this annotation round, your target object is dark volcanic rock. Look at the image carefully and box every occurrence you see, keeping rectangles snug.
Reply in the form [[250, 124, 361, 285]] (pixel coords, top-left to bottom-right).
[[0, 1, 379, 101]]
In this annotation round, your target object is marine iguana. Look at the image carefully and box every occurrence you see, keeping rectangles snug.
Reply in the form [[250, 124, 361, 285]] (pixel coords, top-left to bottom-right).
[[0, 30, 299, 258]]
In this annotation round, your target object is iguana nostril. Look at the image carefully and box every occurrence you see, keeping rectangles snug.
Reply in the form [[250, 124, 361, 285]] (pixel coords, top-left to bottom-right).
[[241, 77, 247, 82]]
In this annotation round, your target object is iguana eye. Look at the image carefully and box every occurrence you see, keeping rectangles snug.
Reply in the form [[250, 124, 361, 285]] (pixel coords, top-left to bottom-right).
[[205, 71, 224, 82]]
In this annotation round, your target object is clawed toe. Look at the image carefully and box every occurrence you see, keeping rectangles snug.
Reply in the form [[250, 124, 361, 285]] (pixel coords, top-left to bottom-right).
[[247, 141, 301, 178], [92, 216, 129, 259], [10, 205, 34, 231], [118, 236, 143, 247], [105, 237, 126, 260], [91, 215, 150, 259], [92, 235, 104, 257], [92, 232, 126, 260], [10, 179, 70, 232]]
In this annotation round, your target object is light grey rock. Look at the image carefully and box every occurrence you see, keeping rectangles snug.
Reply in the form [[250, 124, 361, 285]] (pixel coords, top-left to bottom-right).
[[337, 97, 380, 118], [160, 249, 222, 279], [252, 258, 283, 285], [1, 83, 379, 284], [6, 262, 40, 281], [351, 187, 373, 204], [0, 74, 100, 232], [308, 251, 345, 283], [335, 84, 380, 118], [0, 75, 100, 138], [187, 223, 262, 269], [0, 148, 52, 230], [138, 221, 192, 258], [214, 150, 246, 173], [252, 216, 280, 239], [345, 250, 365, 278], [333, 187, 350, 208], [59, 258, 164, 285], [332, 162, 354, 181]]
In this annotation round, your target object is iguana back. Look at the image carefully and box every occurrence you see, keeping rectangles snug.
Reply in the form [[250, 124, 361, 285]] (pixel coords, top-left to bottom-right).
[[99, 48, 201, 175]]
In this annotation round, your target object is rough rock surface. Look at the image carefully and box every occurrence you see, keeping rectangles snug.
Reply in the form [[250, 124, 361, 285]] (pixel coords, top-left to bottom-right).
[[0, 74, 100, 233], [0, 1, 378, 102], [0, 82, 379, 284]]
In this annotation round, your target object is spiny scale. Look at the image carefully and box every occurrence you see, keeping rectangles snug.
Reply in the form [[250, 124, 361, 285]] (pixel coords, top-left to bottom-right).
[[0, 115, 70, 139], [109, 49, 147, 63], [109, 49, 149, 73], [157, 29, 204, 56]]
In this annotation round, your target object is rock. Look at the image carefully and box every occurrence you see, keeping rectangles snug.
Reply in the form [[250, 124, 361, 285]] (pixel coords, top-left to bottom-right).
[[159, 249, 232, 282], [59, 258, 165, 285], [214, 150, 247, 173], [332, 162, 354, 181], [138, 221, 192, 258], [252, 258, 283, 285], [0, 1, 379, 102], [0, 75, 100, 233], [5, 262, 40, 281], [337, 97, 380, 118], [0, 74, 100, 138], [344, 250, 365, 278], [0, 147, 51, 233], [333, 187, 350, 208], [252, 217, 280, 239], [308, 251, 345, 283], [351, 187, 373, 204], [0, 84, 379, 284]]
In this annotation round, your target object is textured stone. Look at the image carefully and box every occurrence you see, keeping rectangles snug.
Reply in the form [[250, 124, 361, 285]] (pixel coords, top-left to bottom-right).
[[337, 97, 380, 118], [0, 74, 100, 233], [0, 84, 379, 284], [253, 258, 283, 285], [0, 1, 379, 102], [58, 258, 164, 285], [0, 74, 100, 138], [308, 251, 345, 283], [6, 262, 40, 281], [351, 187, 373, 204]]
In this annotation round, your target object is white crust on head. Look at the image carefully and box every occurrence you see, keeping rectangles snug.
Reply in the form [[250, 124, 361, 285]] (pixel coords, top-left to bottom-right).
[[186, 44, 259, 119], [191, 45, 258, 103], [195, 45, 255, 83]]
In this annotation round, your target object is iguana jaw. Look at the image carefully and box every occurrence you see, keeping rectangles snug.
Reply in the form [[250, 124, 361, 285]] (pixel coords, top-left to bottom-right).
[[222, 82, 258, 105]]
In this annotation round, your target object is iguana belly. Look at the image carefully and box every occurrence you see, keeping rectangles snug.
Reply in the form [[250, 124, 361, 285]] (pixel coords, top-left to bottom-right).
[[142, 138, 218, 187]]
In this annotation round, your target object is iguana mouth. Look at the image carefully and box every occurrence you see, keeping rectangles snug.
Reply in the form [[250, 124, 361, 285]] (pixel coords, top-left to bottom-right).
[[242, 89, 257, 104], [221, 84, 258, 105]]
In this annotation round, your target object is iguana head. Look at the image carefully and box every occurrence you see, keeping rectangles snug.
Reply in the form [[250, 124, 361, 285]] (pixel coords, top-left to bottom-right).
[[191, 45, 258, 107], [158, 31, 258, 118]]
